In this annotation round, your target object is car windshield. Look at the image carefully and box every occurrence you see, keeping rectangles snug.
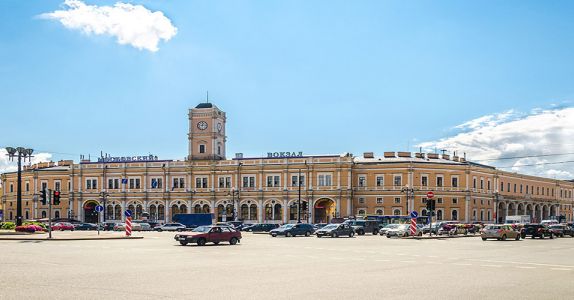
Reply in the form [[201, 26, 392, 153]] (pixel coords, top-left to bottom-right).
[[280, 224, 294, 229], [486, 225, 501, 230], [192, 226, 211, 233], [384, 224, 400, 229], [550, 225, 563, 229], [397, 224, 410, 229], [322, 224, 338, 230]]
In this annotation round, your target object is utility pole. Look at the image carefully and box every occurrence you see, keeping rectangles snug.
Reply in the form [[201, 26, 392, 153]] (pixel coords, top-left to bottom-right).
[[48, 189, 53, 239], [297, 168, 302, 223], [5, 147, 33, 226]]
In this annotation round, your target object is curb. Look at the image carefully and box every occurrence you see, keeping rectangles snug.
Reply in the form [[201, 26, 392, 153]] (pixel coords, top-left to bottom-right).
[[0, 236, 144, 241], [413, 235, 481, 240]]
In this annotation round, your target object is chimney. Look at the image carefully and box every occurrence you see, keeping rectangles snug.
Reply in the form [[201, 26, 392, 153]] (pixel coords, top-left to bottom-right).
[[397, 152, 411, 158], [442, 154, 450, 160], [363, 152, 374, 159], [383, 152, 396, 158], [427, 153, 439, 159], [415, 153, 424, 159]]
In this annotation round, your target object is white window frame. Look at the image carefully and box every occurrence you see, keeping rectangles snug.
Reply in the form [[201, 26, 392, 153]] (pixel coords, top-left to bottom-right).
[[393, 174, 402, 187], [358, 175, 367, 187], [376, 197, 383, 204], [376, 175, 384, 187], [451, 176, 459, 188], [421, 174, 429, 187]]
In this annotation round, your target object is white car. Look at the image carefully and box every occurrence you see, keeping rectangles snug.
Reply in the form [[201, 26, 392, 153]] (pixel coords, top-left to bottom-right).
[[386, 224, 422, 238], [379, 224, 401, 236], [154, 223, 186, 232]]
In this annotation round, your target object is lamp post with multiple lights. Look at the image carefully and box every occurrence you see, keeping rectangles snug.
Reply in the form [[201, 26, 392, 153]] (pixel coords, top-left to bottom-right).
[[5, 147, 34, 226]]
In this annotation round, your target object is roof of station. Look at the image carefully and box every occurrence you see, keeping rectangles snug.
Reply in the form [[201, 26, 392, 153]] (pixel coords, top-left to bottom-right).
[[195, 102, 214, 109]]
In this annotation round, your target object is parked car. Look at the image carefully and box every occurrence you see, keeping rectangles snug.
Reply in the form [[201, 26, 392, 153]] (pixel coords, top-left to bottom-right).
[[174, 225, 242, 246], [132, 221, 152, 231], [51, 222, 74, 231], [314, 223, 328, 229], [386, 224, 423, 238], [74, 223, 98, 231], [102, 222, 117, 231], [481, 224, 521, 241], [154, 223, 186, 232], [243, 223, 279, 232], [315, 223, 355, 238], [521, 224, 554, 239], [422, 221, 458, 235], [344, 220, 381, 235], [114, 222, 143, 231], [269, 223, 315, 237], [379, 224, 401, 236], [549, 224, 573, 237]]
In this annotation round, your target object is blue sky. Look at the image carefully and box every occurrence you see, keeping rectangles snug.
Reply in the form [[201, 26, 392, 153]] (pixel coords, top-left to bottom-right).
[[2, 1, 574, 178]]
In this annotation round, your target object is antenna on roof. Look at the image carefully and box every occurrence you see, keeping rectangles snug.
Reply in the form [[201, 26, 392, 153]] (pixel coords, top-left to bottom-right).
[[206, 91, 209, 103], [441, 149, 447, 155]]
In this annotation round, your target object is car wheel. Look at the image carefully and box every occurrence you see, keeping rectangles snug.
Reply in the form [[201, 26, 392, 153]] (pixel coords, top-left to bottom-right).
[[550, 234, 554, 239], [197, 238, 207, 246], [286, 232, 292, 237], [417, 232, 423, 237], [482, 238, 487, 241], [501, 234, 507, 241], [521, 234, 526, 239], [386, 235, 391, 238], [179, 241, 188, 246], [305, 231, 311, 237], [349, 232, 354, 238], [331, 232, 338, 238], [359, 230, 364, 236], [60, 228, 64, 231], [373, 231, 378, 235], [230, 237, 238, 245], [213, 241, 220, 245], [157, 229, 163, 232], [317, 235, 322, 238], [379, 232, 384, 236], [540, 234, 544, 239]]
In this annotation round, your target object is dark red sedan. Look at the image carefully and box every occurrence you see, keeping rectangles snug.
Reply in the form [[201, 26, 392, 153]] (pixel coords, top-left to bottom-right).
[[174, 225, 241, 246], [51, 222, 75, 231]]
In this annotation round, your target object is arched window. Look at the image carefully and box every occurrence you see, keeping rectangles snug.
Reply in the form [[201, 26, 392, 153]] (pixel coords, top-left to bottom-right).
[[194, 204, 201, 213], [249, 204, 257, 220], [41, 211, 47, 218], [180, 204, 187, 215], [421, 209, 427, 216], [273, 204, 282, 220], [202, 204, 210, 214], [376, 209, 384, 215], [436, 210, 443, 221], [25, 211, 29, 220], [358, 209, 366, 216], [54, 211, 60, 219], [289, 203, 298, 220], [487, 210, 491, 221], [158, 204, 165, 220], [217, 204, 225, 221], [480, 210, 484, 221], [265, 204, 273, 220], [473, 209, 477, 220], [114, 205, 122, 220], [106, 205, 114, 220], [136, 204, 143, 219], [171, 205, 179, 219], [241, 204, 249, 220], [150, 205, 157, 220], [393, 209, 401, 216], [452, 210, 458, 221]]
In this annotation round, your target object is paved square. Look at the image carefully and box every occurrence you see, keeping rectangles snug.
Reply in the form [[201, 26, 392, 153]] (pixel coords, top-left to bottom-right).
[[1, 231, 573, 299]]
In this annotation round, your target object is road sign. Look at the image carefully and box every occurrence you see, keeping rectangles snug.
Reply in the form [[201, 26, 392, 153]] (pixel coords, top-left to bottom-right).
[[95, 205, 104, 213], [124, 210, 132, 217], [125, 216, 132, 237], [410, 211, 418, 219], [426, 191, 435, 199]]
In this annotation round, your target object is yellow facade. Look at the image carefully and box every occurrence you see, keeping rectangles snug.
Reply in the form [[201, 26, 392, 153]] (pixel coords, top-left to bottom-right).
[[1, 103, 573, 224]]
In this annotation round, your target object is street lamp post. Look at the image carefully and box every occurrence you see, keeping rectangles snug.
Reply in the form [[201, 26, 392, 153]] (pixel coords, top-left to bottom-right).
[[228, 189, 240, 221], [100, 191, 109, 222], [5, 147, 34, 226], [401, 185, 415, 216], [494, 191, 499, 224]]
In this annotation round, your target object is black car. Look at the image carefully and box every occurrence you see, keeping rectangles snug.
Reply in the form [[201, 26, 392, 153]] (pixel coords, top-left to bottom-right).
[[344, 220, 380, 235], [269, 223, 315, 237], [315, 223, 355, 238], [243, 223, 279, 232], [549, 224, 574, 237], [521, 224, 554, 239], [74, 223, 98, 231]]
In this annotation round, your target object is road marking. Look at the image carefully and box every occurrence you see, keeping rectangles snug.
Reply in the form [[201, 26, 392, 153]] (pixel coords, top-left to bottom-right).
[[453, 263, 472, 266], [466, 259, 574, 269], [515, 266, 536, 269], [551, 268, 571, 271], [480, 265, 502, 268], [399, 261, 416, 263], [376, 259, 390, 262]]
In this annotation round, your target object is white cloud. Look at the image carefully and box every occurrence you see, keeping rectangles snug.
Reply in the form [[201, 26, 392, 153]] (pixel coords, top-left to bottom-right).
[[0, 149, 53, 175], [418, 107, 574, 180], [40, 0, 177, 52]]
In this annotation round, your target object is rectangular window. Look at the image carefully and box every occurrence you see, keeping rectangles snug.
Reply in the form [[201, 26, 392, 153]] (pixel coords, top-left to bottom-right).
[[501, 182, 504, 192], [393, 175, 402, 187], [86, 180, 91, 190], [520, 184, 523, 193], [394, 197, 401, 204], [487, 180, 491, 190], [173, 178, 179, 189], [514, 184, 517, 193], [452, 198, 458, 205], [130, 179, 135, 189], [219, 177, 225, 188], [436, 176, 443, 187], [291, 175, 305, 187], [151, 178, 162, 189], [358, 176, 366, 187], [41, 182, 48, 191], [242, 176, 255, 188], [25, 182, 29, 192], [480, 179, 484, 189], [376, 197, 383, 204], [202, 178, 208, 188], [358, 197, 365, 204], [421, 176, 428, 187], [507, 183, 510, 192], [318, 174, 332, 187], [376, 176, 384, 187], [199, 144, 206, 154], [437, 198, 443, 204], [452, 177, 458, 188], [473, 178, 477, 189]]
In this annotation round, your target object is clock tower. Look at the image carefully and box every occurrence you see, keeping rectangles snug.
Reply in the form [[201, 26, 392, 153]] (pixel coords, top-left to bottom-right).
[[188, 102, 227, 160]]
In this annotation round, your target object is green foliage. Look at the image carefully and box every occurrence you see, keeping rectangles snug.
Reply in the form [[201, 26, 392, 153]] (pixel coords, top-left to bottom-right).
[[0, 222, 16, 230], [23, 221, 48, 230]]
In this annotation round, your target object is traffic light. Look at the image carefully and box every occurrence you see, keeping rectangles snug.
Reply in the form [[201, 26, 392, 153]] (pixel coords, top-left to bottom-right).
[[426, 199, 436, 211], [40, 189, 47, 205], [430, 200, 436, 211], [53, 190, 61, 205]]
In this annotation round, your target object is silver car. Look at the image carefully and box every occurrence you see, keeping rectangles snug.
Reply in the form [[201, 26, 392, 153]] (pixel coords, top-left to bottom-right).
[[154, 223, 186, 232], [379, 224, 401, 236], [386, 224, 422, 238]]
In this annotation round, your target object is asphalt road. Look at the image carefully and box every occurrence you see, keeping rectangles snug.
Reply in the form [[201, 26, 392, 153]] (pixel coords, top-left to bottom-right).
[[1, 231, 573, 300]]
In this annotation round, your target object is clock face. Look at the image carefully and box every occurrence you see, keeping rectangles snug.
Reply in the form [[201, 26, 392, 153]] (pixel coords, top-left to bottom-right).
[[197, 121, 208, 130], [217, 123, 222, 132]]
